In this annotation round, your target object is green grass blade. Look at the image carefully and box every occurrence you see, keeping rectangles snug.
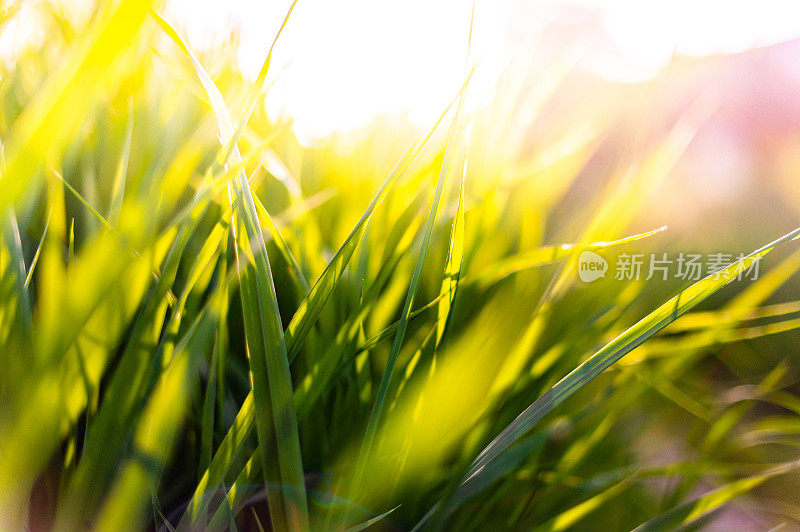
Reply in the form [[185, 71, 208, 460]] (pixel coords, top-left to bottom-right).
[[182, 85, 466, 527], [440, 225, 800, 522], [436, 146, 467, 346], [94, 309, 218, 531], [52, 169, 114, 232], [352, 65, 472, 505], [24, 210, 50, 288], [153, 11, 310, 529], [0, 0, 157, 214], [1, 210, 32, 332], [252, 190, 310, 294], [184, 394, 256, 523], [108, 99, 133, 224], [345, 505, 401, 532], [632, 460, 800, 531], [468, 226, 667, 288], [533, 478, 634, 532], [282, 85, 466, 363], [220, 0, 299, 165], [199, 344, 219, 477]]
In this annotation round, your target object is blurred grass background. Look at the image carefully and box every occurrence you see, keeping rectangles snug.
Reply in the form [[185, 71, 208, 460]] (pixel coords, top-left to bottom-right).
[[2, 0, 800, 530]]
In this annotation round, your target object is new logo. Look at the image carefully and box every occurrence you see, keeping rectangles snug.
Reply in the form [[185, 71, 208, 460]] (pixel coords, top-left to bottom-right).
[[578, 251, 607, 283]]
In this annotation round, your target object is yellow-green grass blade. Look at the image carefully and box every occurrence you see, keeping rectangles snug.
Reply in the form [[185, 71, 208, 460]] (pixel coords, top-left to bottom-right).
[[468, 225, 667, 288], [436, 146, 467, 346], [52, 169, 114, 232], [181, 85, 466, 526], [435, 2, 474, 349], [662, 300, 800, 333], [355, 296, 442, 355], [0, 231, 161, 526], [533, 477, 634, 532], [234, 242, 307, 531], [107, 98, 134, 224], [183, 207, 426, 526], [184, 393, 257, 525], [23, 209, 50, 288], [625, 244, 800, 368], [0, 0, 158, 214], [200, 342, 219, 478], [435, 434, 548, 523], [351, 64, 472, 514], [627, 315, 800, 364], [215, 239, 230, 441], [252, 190, 310, 294], [292, 234, 430, 421], [0, 211, 32, 334], [632, 460, 800, 531], [219, 0, 299, 165], [207, 454, 262, 530], [424, 225, 800, 526], [345, 505, 401, 532], [93, 307, 218, 531], [282, 86, 466, 364], [153, 11, 310, 529]]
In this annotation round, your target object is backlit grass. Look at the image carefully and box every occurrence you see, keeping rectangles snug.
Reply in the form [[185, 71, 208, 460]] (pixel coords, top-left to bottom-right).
[[1, 1, 800, 530]]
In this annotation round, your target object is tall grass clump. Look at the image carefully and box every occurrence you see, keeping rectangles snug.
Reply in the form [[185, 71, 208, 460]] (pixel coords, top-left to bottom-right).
[[2, 1, 800, 530]]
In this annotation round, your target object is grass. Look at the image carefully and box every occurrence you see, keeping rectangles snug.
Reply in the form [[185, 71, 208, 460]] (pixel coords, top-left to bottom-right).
[[1, 1, 800, 530]]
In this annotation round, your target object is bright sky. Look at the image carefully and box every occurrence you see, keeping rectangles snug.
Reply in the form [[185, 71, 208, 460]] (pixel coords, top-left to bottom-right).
[[163, 0, 800, 142], [4, 0, 800, 142], [165, 0, 501, 142]]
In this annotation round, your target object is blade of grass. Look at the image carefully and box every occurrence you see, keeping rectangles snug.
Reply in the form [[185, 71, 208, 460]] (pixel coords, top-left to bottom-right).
[[1, 210, 32, 332], [252, 189, 309, 294], [632, 460, 800, 531], [24, 209, 51, 288], [200, 344, 219, 478], [470, 226, 800, 479], [183, 200, 427, 527], [152, 11, 310, 529], [436, 139, 468, 347], [219, 1, 299, 165], [181, 81, 468, 528], [345, 505, 401, 532], [0, 0, 157, 214], [108, 98, 133, 223], [417, 225, 800, 528], [350, 62, 473, 513], [467, 226, 667, 288], [94, 308, 218, 531], [533, 477, 634, 532]]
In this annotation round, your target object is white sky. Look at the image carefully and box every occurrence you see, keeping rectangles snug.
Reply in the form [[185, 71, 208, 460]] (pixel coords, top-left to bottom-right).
[[164, 0, 800, 141], [165, 0, 501, 142], [4, 0, 800, 142]]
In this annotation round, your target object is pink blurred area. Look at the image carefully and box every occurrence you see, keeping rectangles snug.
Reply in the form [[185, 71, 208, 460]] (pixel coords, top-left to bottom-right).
[[532, 38, 800, 247]]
